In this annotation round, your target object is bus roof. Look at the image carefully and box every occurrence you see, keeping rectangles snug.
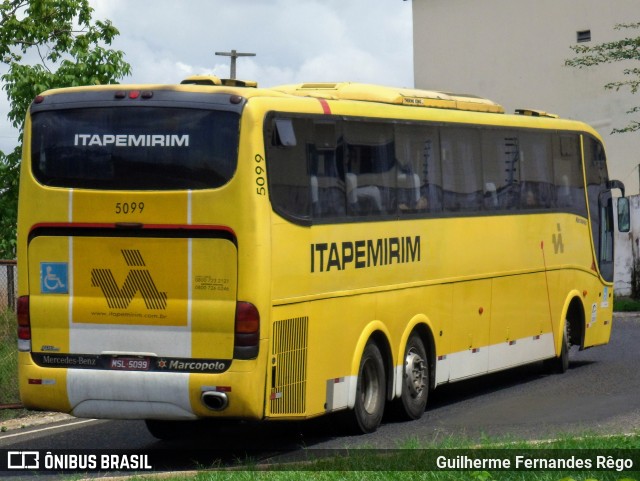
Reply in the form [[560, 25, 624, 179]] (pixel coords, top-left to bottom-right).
[[36, 78, 598, 134], [271, 82, 505, 114], [35, 80, 504, 114]]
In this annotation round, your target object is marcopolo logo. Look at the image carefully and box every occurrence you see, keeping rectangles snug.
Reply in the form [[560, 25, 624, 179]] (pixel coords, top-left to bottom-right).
[[91, 250, 167, 310]]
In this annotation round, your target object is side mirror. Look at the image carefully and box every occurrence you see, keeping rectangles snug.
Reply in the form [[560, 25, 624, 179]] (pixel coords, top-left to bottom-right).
[[617, 197, 630, 233], [607, 179, 626, 198]]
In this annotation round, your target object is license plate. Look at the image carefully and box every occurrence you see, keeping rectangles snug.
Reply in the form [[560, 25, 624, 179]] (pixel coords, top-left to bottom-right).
[[110, 357, 150, 371]]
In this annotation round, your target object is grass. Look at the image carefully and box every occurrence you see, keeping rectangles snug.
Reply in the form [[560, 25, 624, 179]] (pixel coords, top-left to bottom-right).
[[613, 297, 640, 312], [0, 308, 19, 410], [115, 433, 640, 481]]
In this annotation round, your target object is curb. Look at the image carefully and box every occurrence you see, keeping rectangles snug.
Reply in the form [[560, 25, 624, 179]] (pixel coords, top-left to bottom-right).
[[0, 411, 74, 432]]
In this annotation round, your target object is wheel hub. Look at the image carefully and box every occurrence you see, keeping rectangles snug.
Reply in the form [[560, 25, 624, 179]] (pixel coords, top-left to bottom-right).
[[404, 350, 426, 398]]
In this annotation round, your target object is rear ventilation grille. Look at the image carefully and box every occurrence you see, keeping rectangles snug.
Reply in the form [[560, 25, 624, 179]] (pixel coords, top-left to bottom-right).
[[270, 316, 308, 415]]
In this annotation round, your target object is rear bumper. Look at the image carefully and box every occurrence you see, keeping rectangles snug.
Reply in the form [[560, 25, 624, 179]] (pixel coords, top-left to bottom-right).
[[19, 352, 266, 420]]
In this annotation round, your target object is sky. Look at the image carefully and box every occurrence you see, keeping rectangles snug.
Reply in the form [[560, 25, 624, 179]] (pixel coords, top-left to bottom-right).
[[0, 0, 414, 152]]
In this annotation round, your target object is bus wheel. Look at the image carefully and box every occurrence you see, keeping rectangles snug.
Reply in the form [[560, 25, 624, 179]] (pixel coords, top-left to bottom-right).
[[394, 333, 428, 420], [353, 341, 386, 433]]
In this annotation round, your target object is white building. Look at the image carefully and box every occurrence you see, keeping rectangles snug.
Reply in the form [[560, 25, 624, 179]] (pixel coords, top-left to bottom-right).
[[412, 0, 640, 195]]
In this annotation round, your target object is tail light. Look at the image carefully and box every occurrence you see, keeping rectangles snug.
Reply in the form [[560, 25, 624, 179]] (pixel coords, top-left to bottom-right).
[[234, 301, 260, 359], [17, 296, 32, 351]]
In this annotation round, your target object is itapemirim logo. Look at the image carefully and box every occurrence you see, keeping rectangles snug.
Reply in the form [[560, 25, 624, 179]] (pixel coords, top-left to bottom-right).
[[91, 250, 167, 310]]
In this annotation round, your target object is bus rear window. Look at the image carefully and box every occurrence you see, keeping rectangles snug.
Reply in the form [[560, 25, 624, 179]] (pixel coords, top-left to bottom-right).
[[31, 107, 239, 190]]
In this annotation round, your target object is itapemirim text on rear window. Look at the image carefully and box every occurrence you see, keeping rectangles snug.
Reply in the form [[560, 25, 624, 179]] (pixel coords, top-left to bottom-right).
[[31, 107, 240, 190]]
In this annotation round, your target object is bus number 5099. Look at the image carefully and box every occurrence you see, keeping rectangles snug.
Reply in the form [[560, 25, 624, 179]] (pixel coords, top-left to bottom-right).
[[115, 202, 145, 214], [255, 154, 266, 195]]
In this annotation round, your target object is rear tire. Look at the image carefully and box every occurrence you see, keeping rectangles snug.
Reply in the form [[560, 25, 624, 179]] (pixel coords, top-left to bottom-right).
[[394, 333, 428, 420], [352, 341, 386, 433]]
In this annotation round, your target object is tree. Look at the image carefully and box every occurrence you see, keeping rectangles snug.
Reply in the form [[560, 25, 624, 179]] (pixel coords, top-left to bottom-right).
[[0, 0, 131, 258], [565, 22, 640, 134]]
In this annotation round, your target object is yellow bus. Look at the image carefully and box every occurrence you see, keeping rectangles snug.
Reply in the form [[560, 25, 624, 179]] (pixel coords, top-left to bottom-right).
[[17, 77, 629, 436]]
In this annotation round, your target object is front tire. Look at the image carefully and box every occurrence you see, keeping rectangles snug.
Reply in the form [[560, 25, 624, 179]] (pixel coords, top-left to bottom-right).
[[352, 341, 386, 433], [394, 333, 429, 420]]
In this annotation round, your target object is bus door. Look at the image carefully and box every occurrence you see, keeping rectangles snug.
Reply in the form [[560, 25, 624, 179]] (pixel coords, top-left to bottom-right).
[[584, 137, 614, 283]]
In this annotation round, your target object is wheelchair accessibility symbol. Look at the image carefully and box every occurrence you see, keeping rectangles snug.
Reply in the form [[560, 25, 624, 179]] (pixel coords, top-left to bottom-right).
[[41, 262, 69, 294]]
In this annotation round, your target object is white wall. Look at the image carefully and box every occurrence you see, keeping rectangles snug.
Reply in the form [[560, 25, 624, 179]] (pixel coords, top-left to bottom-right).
[[614, 195, 640, 296], [413, 0, 640, 195]]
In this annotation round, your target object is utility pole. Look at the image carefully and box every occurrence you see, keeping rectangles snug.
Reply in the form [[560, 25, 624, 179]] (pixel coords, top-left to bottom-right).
[[215, 49, 256, 79]]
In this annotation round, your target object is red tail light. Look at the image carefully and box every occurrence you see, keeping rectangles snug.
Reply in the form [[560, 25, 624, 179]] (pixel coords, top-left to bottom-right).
[[17, 296, 32, 351], [234, 301, 259, 359]]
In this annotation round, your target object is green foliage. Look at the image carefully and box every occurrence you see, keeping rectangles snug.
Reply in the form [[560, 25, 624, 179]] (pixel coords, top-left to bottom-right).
[[614, 296, 640, 312], [565, 22, 640, 134], [0, 308, 18, 405], [0, 149, 19, 257], [0, 0, 131, 259]]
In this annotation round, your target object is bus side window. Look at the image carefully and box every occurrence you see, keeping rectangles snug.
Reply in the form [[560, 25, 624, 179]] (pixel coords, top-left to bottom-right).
[[273, 118, 297, 147], [553, 134, 586, 217], [344, 121, 396, 217], [267, 117, 311, 221], [395, 124, 442, 214], [482, 130, 519, 210], [519, 132, 554, 209], [441, 127, 483, 213], [308, 145, 346, 218]]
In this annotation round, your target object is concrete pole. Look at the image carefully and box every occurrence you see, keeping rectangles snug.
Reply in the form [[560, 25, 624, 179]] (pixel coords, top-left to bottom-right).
[[215, 49, 256, 79]]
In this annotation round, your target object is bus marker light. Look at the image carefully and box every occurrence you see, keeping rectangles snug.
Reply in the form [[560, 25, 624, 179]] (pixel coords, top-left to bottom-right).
[[17, 296, 32, 351], [114, 91, 126, 99], [141, 91, 153, 99], [234, 302, 260, 359], [28, 378, 55, 385], [235, 302, 260, 335], [129, 90, 140, 99], [34, 95, 45, 104]]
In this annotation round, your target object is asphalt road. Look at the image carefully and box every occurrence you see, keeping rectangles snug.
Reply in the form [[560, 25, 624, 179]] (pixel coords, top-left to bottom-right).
[[1, 313, 639, 476]]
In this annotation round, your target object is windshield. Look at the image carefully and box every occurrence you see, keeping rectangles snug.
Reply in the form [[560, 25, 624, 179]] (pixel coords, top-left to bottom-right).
[[31, 107, 240, 190]]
